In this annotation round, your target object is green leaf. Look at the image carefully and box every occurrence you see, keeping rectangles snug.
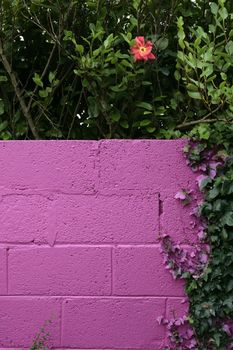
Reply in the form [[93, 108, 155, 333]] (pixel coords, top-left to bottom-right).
[[33, 73, 43, 88], [200, 177, 212, 191], [111, 112, 121, 122], [120, 60, 133, 69], [87, 97, 99, 118], [82, 79, 89, 87], [142, 81, 152, 86], [127, 32, 132, 41], [226, 280, 233, 292], [140, 119, 151, 127], [63, 30, 73, 40], [208, 187, 220, 199], [0, 100, 4, 116], [188, 91, 202, 99], [104, 33, 114, 48], [154, 106, 166, 115], [209, 24, 216, 33], [121, 33, 131, 44], [120, 120, 129, 129], [48, 71, 55, 84], [225, 41, 233, 55], [160, 67, 170, 76], [197, 124, 210, 140], [177, 16, 185, 49], [157, 37, 169, 51], [219, 7, 228, 20], [0, 76, 7, 82], [130, 16, 138, 28], [146, 126, 156, 133], [194, 37, 201, 48], [174, 70, 181, 81], [76, 44, 84, 54], [39, 89, 48, 98], [201, 64, 214, 78], [222, 212, 233, 226], [136, 102, 153, 111], [110, 85, 127, 92], [210, 3, 218, 15], [220, 72, 227, 80], [0, 120, 8, 132], [213, 333, 221, 347]]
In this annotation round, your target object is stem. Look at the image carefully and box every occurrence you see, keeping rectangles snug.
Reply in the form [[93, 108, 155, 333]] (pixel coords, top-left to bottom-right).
[[176, 118, 218, 130], [67, 86, 84, 139], [176, 105, 223, 130], [27, 43, 56, 112], [0, 38, 40, 139]]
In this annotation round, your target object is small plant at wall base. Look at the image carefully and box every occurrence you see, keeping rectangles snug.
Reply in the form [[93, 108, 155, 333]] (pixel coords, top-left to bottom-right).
[[29, 320, 51, 350]]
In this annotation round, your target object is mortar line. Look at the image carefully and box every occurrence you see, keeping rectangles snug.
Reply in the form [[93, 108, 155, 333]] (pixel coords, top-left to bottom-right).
[[96, 139, 102, 194], [158, 192, 162, 237], [111, 247, 113, 295], [0, 243, 161, 248], [0, 348, 143, 350], [0, 295, 184, 299], [60, 300, 63, 347], [165, 297, 168, 319], [6, 248, 9, 295]]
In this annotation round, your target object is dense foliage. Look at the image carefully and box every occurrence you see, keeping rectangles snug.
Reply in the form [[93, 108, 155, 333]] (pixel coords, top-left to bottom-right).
[[184, 141, 233, 350], [1, 1, 233, 349], [0, 0, 232, 140]]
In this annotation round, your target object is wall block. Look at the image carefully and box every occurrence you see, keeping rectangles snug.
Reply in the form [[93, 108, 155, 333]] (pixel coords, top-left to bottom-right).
[[0, 140, 198, 349]]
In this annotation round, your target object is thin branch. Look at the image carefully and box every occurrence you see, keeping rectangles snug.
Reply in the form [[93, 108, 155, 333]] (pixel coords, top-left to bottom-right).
[[67, 86, 84, 139], [176, 104, 224, 130], [176, 118, 218, 130], [27, 43, 56, 112], [0, 37, 40, 139]]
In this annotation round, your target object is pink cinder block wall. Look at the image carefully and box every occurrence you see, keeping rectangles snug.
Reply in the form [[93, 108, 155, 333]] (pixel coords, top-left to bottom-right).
[[0, 140, 198, 350]]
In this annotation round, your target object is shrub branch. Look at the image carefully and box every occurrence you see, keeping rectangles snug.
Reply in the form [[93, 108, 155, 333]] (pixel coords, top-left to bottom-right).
[[0, 37, 40, 139]]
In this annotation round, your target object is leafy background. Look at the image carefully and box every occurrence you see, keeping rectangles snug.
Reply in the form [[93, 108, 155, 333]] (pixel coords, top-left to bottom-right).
[[0, 0, 232, 140]]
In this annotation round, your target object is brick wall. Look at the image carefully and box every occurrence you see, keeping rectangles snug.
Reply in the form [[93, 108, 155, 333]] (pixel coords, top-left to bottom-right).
[[0, 140, 198, 350]]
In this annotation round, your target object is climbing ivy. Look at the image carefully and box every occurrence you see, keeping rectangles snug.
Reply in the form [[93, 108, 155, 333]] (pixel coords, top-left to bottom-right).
[[159, 0, 233, 348], [185, 142, 233, 349]]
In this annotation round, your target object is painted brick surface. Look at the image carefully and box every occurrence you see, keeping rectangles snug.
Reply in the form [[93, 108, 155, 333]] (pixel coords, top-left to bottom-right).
[[160, 190, 200, 243], [166, 298, 189, 319], [62, 298, 166, 348], [0, 298, 61, 347], [0, 195, 50, 243], [113, 246, 184, 296], [8, 247, 111, 295], [0, 141, 98, 193], [99, 140, 197, 194], [51, 193, 159, 244], [0, 140, 198, 349]]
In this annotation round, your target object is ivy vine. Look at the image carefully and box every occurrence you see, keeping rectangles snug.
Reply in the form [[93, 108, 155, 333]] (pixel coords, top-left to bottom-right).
[[159, 137, 233, 349]]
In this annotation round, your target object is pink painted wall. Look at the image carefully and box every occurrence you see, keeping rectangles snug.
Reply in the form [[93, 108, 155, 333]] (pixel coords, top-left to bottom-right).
[[0, 140, 198, 350]]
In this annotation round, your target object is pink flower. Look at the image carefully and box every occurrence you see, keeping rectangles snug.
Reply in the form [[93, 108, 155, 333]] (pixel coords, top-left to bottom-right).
[[174, 190, 187, 200], [196, 174, 209, 188], [209, 161, 222, 179], [198, 226, 206, 240], [200, 252, 208, 264], [131, 36, 156, 61], [223, 323, 232, 336]]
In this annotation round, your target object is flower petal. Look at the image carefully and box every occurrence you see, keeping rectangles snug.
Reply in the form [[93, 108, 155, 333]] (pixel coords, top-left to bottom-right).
[[135, 36, 145, 45], [148, 52, 156, 60]]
